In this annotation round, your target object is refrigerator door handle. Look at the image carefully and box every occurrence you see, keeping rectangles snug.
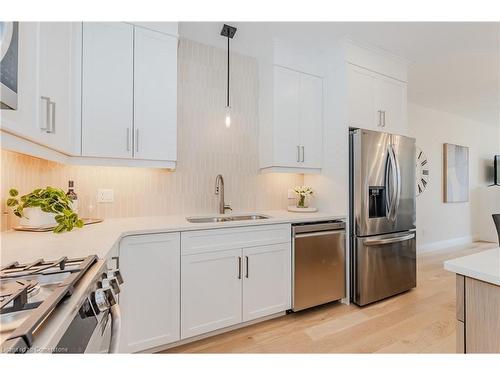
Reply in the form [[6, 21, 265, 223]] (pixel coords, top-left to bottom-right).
[[363, 232, 415, 246], [391, 144, 402, 221], [385, 145, 398, 220]]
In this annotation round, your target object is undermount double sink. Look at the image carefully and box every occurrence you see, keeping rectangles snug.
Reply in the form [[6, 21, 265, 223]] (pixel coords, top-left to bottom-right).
[[186, 214, 270, 224]]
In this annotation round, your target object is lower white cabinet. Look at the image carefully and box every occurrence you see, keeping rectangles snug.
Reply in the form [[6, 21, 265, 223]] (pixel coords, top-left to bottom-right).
[[181, 248, 243, 339], [242, 243, 291, 322], [180, 226, 291, 340], [118, 232, 180, 353]]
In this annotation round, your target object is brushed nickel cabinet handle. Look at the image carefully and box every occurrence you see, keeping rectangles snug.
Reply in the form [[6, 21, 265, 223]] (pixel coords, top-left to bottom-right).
[[301, 146, 305, 162], [126, 128, 131, 151], [297, 145, 300, 162], [48, 101, 56, 134], [40, 96, 50, 131], [238, 256, 242, 279], [382, 111, 386, 127], [378, 110, 382, 127], [245, 256, 249, 278], [135, 128, 139, 153]]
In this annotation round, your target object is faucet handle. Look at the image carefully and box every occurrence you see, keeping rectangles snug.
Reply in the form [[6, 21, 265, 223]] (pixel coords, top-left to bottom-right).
[[224, 204, 232, 212]]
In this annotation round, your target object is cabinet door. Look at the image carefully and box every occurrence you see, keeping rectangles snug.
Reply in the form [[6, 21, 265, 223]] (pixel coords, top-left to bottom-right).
[[299, 73, 323, 169], [81, 22, 133, 158], [1, 23, 39, 138], [181, 249, 242, 339], [347, 65, 376, 129], [242, 243, 291, 322], [37, 22, 77, 153], [119, 232, 180, 353], [133, 27, 177, 161], [374, 75, 407, 134], [273, 66, 301, 167]]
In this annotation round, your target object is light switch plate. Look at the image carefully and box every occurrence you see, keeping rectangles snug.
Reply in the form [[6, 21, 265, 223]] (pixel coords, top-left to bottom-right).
[[97, 189, 114, 203], [287, 189, 295, 199]]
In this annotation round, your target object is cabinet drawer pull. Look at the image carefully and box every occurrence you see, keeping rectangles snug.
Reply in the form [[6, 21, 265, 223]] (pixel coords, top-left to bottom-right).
[[245, 256, 249, 278], [378, 110, 382, 127], [238, 256, 242, 279], [301, 146, 305, 162], [297, 145, 300, 162], [126, 128, 131, 151]]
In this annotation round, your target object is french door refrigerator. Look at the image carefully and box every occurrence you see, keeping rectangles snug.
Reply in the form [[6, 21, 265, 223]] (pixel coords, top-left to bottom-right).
[[349, 128, 417, 306]]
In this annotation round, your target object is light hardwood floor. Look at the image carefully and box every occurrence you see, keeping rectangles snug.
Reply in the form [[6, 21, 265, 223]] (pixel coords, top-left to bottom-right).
[[164, 242, 497, 353]]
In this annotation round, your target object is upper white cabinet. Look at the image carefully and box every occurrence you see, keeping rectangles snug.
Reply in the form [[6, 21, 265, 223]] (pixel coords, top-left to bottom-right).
[[133, 27, 177, 161], [1, 22, 79, 154], [82, 22, 134, 159], [119, 232, 180, 353], [81, 23, 177, 163], [2, 22, 178, 168], [259, 42, 324, 173], [347, 64, 407, 134]]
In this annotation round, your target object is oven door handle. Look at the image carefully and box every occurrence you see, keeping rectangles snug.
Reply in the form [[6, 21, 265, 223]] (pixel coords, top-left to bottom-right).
[[108, 304, 122, 353]]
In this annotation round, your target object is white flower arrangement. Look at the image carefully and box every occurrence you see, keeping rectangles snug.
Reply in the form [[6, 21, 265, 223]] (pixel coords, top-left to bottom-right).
[[293, 186, 313, 208]]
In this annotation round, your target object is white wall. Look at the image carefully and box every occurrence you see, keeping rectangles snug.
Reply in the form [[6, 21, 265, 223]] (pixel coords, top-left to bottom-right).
[[408, 102, 500, 250]]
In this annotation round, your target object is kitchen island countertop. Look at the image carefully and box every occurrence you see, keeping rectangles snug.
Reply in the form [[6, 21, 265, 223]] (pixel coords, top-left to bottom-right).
[[444, 247, 500, 286]]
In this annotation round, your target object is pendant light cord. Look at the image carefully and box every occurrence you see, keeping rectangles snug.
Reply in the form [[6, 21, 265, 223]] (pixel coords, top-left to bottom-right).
[[227, 36, 230, 107]]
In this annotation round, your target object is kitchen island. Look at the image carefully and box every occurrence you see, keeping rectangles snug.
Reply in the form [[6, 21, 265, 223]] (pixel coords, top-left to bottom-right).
[[444, 248, 500, 353]]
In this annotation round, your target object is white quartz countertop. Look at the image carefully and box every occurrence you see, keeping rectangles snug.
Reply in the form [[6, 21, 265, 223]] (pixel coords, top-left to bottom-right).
[[0, 210, 345, 266], [444, 248, 500, 286]]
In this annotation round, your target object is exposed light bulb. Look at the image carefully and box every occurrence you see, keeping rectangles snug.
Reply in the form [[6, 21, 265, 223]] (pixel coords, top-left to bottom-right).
[[225, 106, 231, 128]]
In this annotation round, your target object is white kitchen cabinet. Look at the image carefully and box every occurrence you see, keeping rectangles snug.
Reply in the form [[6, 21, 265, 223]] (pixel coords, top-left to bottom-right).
[[133, 27, 177, 161], [181, 248, 243, 339], [298, 73, 323, 169], [81, 22, 134, 158], [347, 64, 407, 134], [180, 224, 291, 340], [37, 22, 79, 154], [119, 232, 180, 353], [242, 243, 291, 322], [273, 66, 301, 168], [1, 22, 79, 154], [81, 22, 177, 163], [261, 65, 323, 172]]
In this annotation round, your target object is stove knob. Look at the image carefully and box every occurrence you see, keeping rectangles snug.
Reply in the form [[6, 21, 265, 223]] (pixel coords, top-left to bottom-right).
[[102, 277, 121, 295], [93, 287, 116, 313], [107, 269, 123, 285]]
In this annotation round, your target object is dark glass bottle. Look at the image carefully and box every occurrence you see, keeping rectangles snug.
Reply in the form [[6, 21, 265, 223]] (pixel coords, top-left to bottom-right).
[[66, 180, 78, 213]]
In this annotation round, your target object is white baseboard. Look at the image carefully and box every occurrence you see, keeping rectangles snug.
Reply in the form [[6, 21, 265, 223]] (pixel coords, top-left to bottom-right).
[[418, 236, 475, 253]]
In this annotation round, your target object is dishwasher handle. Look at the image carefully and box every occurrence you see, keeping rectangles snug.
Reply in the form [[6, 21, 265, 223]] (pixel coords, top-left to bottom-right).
[[294, 230, 345, 239]]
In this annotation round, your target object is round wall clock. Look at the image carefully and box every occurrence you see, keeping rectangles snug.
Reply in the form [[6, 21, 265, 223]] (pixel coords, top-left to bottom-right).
[[416, 146, 429, 196]]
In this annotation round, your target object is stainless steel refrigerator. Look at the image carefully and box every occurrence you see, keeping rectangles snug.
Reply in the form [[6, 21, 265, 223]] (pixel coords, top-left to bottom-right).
[[349, 128, 417, 306]]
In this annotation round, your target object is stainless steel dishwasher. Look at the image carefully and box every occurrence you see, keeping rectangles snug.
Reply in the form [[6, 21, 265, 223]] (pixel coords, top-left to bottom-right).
[[292, 221, 346, 311]]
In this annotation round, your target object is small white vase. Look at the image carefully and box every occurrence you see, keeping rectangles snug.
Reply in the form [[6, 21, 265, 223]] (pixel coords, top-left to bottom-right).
[[19, 207, 57, 228]]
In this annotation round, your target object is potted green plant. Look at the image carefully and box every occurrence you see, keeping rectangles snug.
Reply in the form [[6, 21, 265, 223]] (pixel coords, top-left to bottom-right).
[[293, 186, 313, 208], [7, 187, 84, 233]]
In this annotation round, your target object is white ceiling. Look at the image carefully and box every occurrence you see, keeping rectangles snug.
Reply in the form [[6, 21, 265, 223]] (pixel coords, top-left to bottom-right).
[[179, 22, 500, 126]]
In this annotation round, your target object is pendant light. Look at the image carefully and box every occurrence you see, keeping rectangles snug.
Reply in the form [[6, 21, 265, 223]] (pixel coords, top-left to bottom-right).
[[221, 24, 237, 128]]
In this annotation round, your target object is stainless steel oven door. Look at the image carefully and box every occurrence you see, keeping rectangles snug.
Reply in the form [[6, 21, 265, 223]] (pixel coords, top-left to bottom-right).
[[353, 230, 416, 306]]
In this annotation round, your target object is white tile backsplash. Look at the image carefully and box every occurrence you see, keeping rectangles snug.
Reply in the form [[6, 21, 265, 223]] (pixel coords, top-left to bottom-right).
[[1, 38, 303, 230]]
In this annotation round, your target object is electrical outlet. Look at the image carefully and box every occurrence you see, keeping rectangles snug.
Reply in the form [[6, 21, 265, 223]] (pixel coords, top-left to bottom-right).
[[97, 189, 114, 203]]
